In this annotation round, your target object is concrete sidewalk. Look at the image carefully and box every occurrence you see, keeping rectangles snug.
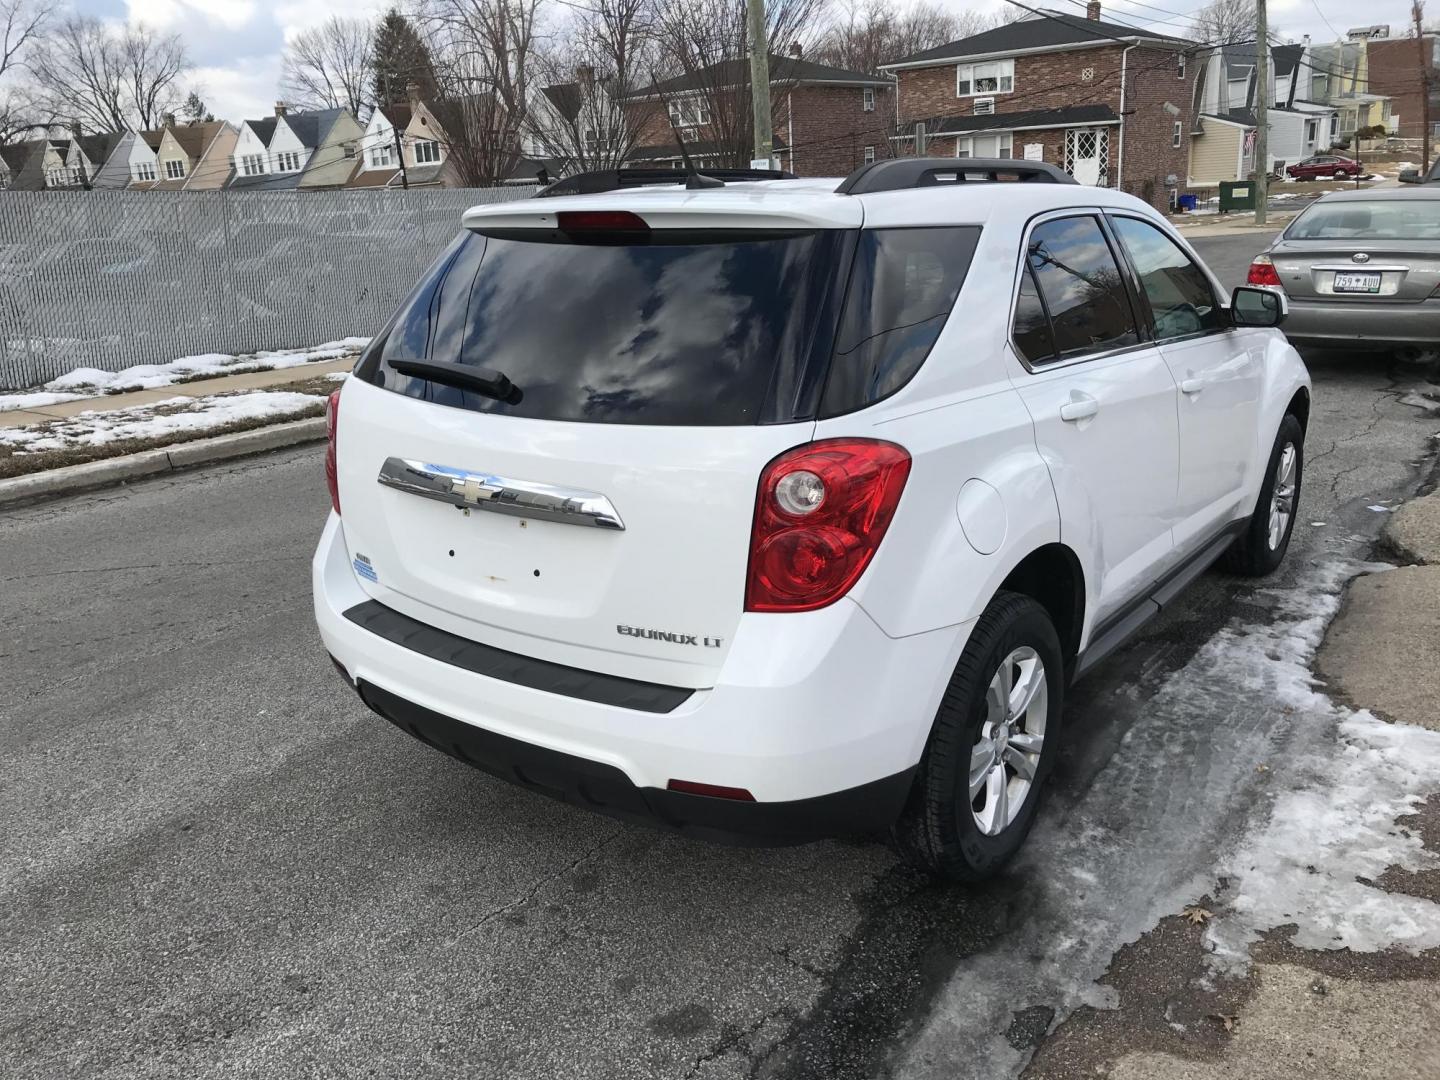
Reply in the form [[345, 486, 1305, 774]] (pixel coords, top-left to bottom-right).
[[0, 357, 352, 430]]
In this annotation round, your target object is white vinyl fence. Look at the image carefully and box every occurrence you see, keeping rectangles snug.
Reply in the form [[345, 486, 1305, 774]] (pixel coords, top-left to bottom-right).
[[0, 187, 535, 390]]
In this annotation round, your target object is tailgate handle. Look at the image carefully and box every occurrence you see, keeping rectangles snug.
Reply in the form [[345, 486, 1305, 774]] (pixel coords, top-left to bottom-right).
[[377, 458, 625, 530]]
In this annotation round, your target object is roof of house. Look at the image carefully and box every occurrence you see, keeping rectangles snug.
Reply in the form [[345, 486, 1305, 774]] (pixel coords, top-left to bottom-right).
[[166, 119, 228, 160], [346, 165, 400, 188], [1202, 108, 1257, 127], [0, 142, 32, 173], [882, 9, 1191, 68], [377, 104, 413, 128], [244, 117, 278, 144], [282, 107, 348, 149], [228, 170, 302, 190], [910, 103, 1120, 137], [637, 55, 892, 97], [75, 131, 126, 165], [1220, 43, 1303, 80]]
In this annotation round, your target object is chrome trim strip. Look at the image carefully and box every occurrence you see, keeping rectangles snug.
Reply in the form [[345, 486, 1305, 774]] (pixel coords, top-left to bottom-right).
[[1309, 264, 1409, 272], [377, 457, 625, 530]]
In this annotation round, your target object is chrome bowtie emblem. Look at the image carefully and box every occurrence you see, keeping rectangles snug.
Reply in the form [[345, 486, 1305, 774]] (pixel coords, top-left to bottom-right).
[[1352, 252, 1370, 263]]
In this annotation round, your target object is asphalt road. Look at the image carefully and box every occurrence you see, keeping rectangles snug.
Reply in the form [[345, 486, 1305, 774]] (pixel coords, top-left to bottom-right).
[[3, 232, 1438, 1080]]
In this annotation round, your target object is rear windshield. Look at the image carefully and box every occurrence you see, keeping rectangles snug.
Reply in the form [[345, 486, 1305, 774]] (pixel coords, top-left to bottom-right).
[[357, 228, 852, 426], [357, 223, 979, 425], [1285, 200, 1440, 241]]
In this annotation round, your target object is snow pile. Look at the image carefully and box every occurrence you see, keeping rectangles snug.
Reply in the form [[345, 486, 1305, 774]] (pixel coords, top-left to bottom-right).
[[0, 391, 323, 454], [1193, 560, 1440, 969], [0, 336, 369, 408]]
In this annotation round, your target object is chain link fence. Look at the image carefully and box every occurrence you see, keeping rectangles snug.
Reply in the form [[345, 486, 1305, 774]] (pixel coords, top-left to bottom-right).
[[0, 187, 535, 390]]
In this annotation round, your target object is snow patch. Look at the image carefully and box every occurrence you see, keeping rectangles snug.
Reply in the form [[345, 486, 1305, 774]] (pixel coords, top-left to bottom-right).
[[0, 391, 322, 454], [0, 390, 88, 413], [6, 338, 370, 399], [1196, 560, 1440, 969]]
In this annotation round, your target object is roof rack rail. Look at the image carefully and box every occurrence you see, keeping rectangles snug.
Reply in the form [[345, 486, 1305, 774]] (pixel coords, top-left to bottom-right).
[[836, 157, 1078, 195], [535, 167, 798, 199]]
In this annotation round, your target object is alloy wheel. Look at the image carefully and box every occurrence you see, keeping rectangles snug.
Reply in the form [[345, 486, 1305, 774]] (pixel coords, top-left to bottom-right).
[[1268, 443, 1297, 551], [969, 646, 1048, 837]]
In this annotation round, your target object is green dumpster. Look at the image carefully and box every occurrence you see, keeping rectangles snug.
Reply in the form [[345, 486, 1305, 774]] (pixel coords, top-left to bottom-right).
[[1219, 180, 1257, 212]]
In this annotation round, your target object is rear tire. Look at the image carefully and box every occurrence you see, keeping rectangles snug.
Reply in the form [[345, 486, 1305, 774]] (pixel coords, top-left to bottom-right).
[[1222, 413, 1304, 577], [894, 592, 1064, 882]]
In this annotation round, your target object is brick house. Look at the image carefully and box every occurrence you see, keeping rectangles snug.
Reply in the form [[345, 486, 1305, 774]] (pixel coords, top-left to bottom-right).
[[878, 3, 1200, 210], [1365, 34, 1439, 144], [623, 53, 895, 177]]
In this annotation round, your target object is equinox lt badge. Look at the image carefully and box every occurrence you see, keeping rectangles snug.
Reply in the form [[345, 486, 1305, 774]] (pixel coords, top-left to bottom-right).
[[617, 625, 722, 648]]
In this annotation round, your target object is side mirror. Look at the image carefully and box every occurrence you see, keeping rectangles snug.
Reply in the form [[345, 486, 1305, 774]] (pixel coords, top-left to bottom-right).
[[1399, 169, 1421, 184], [1231, 285, 1287, 328]]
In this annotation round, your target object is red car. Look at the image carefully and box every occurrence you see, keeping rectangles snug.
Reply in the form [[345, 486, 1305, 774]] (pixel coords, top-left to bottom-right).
[[1286, 154, 1362, 180]]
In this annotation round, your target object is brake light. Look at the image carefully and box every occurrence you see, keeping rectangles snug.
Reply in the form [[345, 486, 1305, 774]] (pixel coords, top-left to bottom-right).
[[324, 388, 341, 515], [745, 439, 911, 613], [557, 210, 649, 232], [1247, 254, 1282, 287]]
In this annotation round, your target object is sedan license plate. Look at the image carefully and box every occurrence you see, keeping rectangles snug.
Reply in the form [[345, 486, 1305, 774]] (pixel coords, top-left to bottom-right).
[[1333, 271, 1382, 293]]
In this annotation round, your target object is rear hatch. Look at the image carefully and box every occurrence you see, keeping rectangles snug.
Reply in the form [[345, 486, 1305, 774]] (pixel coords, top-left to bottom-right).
[[335, 193, 862, 689], [1273, 197, 1440, 302]]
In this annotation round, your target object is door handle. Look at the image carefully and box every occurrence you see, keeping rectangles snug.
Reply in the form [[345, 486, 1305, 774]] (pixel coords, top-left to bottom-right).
[[1059, 395, 1099, 422], [1180, 378, 1205, 394]]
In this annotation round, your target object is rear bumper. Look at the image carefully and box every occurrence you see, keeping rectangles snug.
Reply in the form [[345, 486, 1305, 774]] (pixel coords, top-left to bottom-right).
[[312, 514, 967, 841], [354, 679, 916, 845], [1283, 296, 1440, 348]]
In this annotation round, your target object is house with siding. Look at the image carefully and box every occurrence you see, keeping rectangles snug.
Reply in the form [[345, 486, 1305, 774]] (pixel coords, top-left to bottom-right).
[[1306, 36, 1390, 141], [228, 105, 362, 190], [125, 127, 165, 185], [347, 102, 411, 188], [621, 51, 894, 176], [130, 118, 236, 190], [878, 2, 1200, 209], [1189, 43, 1339, 184]]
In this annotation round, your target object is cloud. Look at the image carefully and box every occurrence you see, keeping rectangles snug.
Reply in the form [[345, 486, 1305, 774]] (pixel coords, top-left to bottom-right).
[[126, 0, 258, 32], [189, 55, 283, 123]]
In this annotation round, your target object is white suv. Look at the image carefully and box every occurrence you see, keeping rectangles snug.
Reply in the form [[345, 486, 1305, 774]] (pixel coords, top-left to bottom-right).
[[314, 160, 1310, 881]]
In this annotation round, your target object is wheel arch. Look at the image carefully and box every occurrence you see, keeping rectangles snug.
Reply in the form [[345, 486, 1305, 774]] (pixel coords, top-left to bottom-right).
[[1286, 385, 1310, 432], [995, 542, 1086, 667]]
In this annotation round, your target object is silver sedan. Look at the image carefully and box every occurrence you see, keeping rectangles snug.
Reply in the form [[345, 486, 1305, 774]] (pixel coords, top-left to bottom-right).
[[1249, 188, 1440, 356]]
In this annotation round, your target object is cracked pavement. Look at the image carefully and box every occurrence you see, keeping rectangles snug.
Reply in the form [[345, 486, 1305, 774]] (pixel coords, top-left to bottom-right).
[[4, 232, 1440, 1079]]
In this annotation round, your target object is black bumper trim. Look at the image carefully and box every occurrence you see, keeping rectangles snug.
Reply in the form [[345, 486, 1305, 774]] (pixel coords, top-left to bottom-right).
[[343, 599, 693, 714], [357, 680, 917, 846]]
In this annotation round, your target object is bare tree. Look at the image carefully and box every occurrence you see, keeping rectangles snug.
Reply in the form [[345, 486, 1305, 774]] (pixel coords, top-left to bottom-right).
[[0, 0, 51, 143], [29, 16, 187, 133], [413, 0, 545, 184], [1191, 0, 1255, 46], [280, 15, 374, 115], [814, 0, 1009, 75], [523, 0, 656, 171], [646, 0, 830, 168], [123, 21, 187, 129]]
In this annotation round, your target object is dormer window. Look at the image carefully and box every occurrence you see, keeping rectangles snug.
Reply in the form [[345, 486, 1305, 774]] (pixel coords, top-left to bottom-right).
[[957, 59, 1013, 97], [276, 150, 301, 172], [369, 144, 394, 168], [414, 138, 441, 164], [164, 159, 186, 179]]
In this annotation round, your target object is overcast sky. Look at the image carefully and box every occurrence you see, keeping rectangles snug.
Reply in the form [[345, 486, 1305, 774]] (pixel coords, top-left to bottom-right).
[[73, 0, 1424, 123]]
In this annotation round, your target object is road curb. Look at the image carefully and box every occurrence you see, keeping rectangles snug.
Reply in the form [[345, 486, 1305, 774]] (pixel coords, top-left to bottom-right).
[[0, 416, 326, 509]]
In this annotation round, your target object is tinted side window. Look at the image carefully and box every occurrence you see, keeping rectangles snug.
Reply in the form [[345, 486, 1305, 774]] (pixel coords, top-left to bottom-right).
[[1025, 217, 1139, 360], [1109, 216, 1221, 340], [821, 226, 980, 416], [1011, 263, 1056, 364]]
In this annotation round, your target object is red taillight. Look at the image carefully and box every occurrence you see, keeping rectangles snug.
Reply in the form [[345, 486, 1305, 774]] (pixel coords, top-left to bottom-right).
[[556, 210, 649, 232], [324, 387, 341, 515], [745, 439, 911, 613], [666, 779, 756, 801], [1247, 255, 1282, 288]]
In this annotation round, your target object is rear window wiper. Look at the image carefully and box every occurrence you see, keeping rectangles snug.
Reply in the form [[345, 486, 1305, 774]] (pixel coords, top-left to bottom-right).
[[389, 359, 523, 405]]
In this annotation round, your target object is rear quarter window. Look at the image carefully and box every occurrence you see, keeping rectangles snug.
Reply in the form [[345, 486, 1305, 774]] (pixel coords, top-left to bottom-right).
[[820, 226, 980, 417]]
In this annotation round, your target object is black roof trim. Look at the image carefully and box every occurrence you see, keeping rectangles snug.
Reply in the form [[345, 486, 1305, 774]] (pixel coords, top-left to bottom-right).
[[535, 167, 797, 198], [837, 156, 1077, 194]]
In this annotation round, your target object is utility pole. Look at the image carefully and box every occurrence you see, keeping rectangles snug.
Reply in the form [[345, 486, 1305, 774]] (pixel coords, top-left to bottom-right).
[[747, 0, 774, 167], [383, 75, 409, 189], [1416, 1, 1431, 171], [1253, 0, 1269, 225]]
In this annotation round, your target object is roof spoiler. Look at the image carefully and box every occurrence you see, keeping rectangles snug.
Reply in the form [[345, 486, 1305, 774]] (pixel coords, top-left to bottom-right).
[[836, 157, 1079, 194], [535, 167, 797, 199]]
